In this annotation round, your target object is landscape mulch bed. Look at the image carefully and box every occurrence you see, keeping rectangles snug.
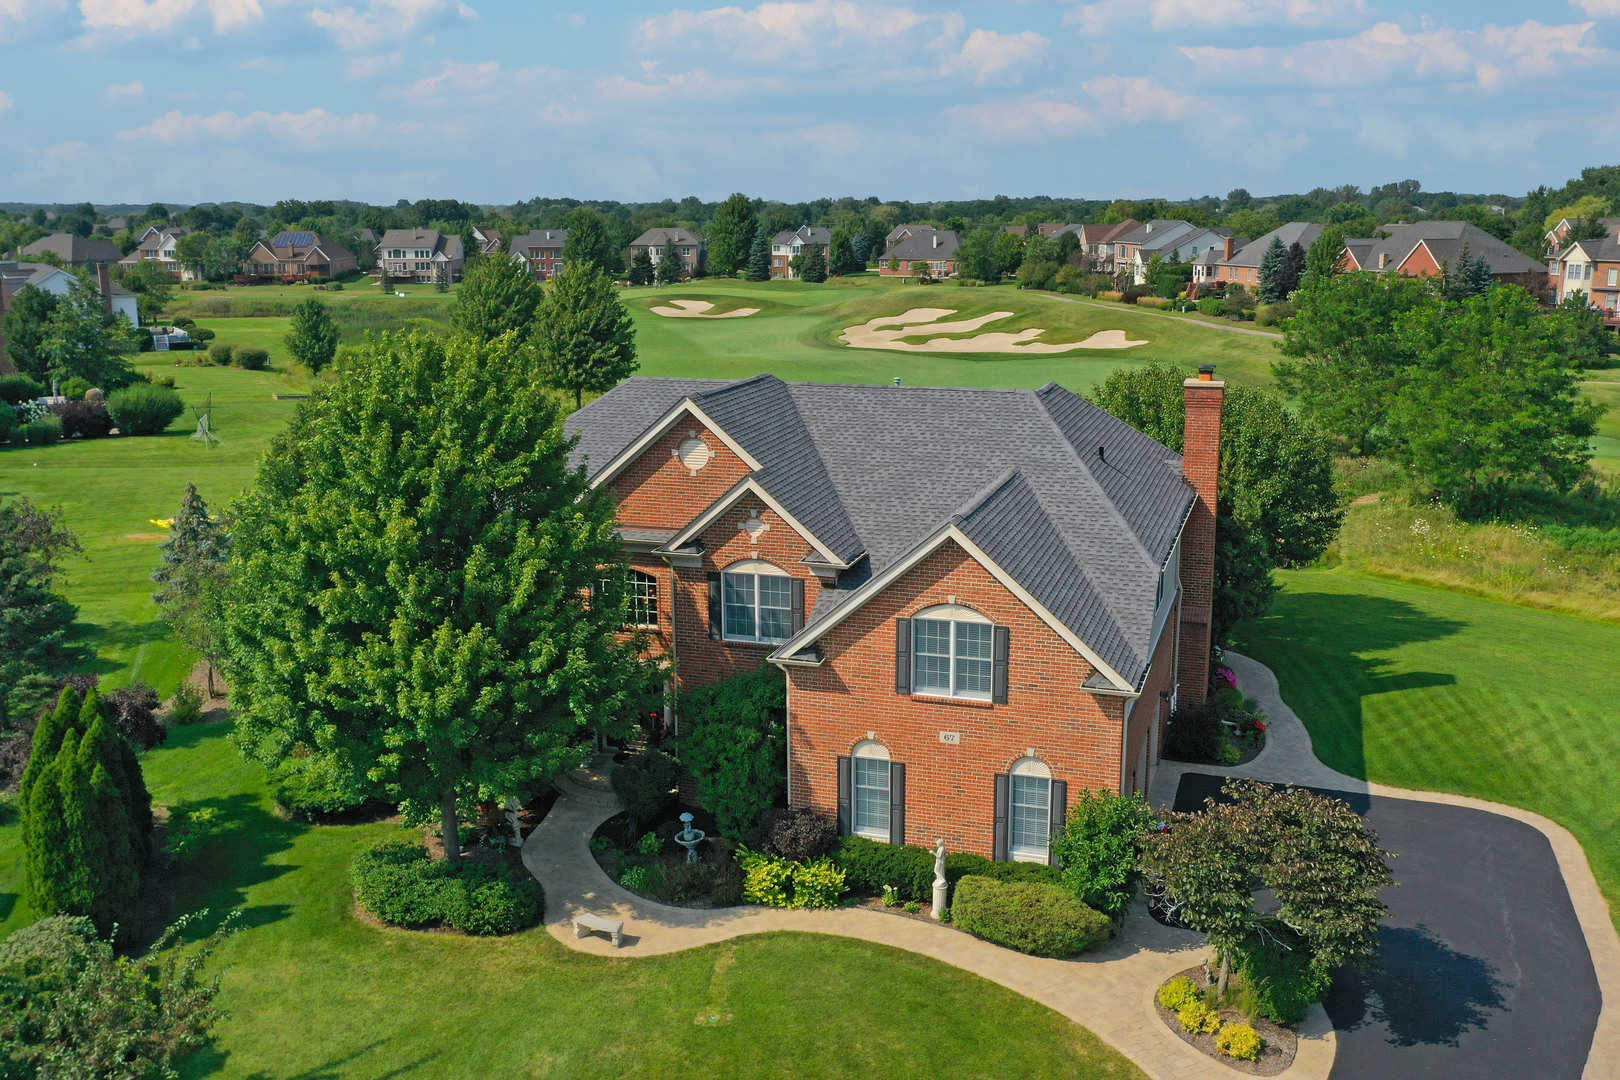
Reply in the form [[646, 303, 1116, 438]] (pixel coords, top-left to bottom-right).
[[1154, 966, 1296, 1076]]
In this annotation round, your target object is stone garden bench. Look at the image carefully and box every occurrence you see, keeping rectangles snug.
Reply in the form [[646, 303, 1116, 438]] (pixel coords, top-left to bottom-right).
[[572, 912, 624, 948]]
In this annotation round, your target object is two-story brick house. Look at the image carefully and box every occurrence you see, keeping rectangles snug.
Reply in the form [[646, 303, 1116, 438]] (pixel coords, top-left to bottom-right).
[[565, 370, 1224, 863], [508, 228, 568, 281]]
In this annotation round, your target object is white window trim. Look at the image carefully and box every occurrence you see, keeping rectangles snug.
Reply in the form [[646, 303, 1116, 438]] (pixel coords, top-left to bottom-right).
[[722, 561, 793, 644], [1008, 756, 1052, 863], [852, 740, 891, 841], [911, 605, 993, 701]]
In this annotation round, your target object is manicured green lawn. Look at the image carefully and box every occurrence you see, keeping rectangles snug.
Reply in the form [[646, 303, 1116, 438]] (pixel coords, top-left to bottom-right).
[[0, 721, 1142, 1080], [0, 355, 304, 693], [1233, 568, 1620, 927]]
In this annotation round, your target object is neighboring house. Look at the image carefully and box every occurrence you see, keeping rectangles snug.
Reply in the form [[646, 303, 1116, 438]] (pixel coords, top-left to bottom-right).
[[629, 228, 707, 279], [563, 370, 1226, 861], [879, 227, 961, 277], [1191, 236, 1246, 288], [770, 225, 833, 279], [0, 261, 139, 326], [1153, 227, 1235, 267], [376, 229, 465, 284], [118, 225, 195, 279], [1340, 221, 1545, 293], [998, 224, 1067, 240], [357, 228, 380, 251], [1110, 221, 1196, 284], [240, 232, 358, 282], [19, 232, 126, 268], [508, 228, 568, 281], [473, 226, 504, 256], [1214, 222, 1323, 289], [1052, 221, 1139, 272], [1544, 217, 1620, 257], [1550, 233, 1620, 325]]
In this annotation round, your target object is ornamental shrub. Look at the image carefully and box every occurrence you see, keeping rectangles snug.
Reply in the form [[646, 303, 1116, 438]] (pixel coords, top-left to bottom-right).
[[167, 681, 204, 725], [609, 748, 678, 838], [441, 860, 544, 935], [351, 837, 543, 935], [0, 375, 45, 404], [210, 344, 234, 367], [834, 836, 1063, 901], [59, 378, 91, 400], [1216, 1021, 1263, 1060], [1162, 697, 1223, 762], [1197, 298, 1225, 316], [1179, 999, 1222, 1035], [679, 665, 786, 838], [50, 399, 114, 439], [0, 406, 15, 443], [747, 806, 837, 862], [951, 876, 1110, 958], [738, 848, 793, 906], [107, 384, 184, 435], [1049, 787, 1155, 922], [790, 858, 847, 909], [104, 679, 166, 750], [234, 346, 269, 370], [1157, 975, 1202, 1012], [22, 416, 62, 445]]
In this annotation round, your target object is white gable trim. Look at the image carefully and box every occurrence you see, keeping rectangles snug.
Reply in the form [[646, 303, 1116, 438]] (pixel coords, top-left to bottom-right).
[[768, 524, 1137, 694], [587, 398, 763, 489], [658, 475, 848, 567]]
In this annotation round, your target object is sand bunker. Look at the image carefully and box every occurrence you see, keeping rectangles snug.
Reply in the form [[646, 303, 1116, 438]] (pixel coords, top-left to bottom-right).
[[840, 308, 1147, 353], [649, 299, 761, 318]]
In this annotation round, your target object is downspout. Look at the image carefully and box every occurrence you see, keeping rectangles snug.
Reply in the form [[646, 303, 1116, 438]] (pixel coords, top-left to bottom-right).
[[784, 676, 793, 809], [665, 557, 680, 737], [1119, 696, 1133, 795]]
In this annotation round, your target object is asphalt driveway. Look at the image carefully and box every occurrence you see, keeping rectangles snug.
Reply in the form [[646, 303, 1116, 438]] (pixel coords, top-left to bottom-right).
[[1175, 773, 1601, 1080]]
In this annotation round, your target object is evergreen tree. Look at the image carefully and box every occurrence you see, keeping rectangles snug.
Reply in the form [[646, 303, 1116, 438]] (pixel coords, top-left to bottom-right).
[[153, 484, 231, 696], [1257, 237, 1288, 303], [629, 247, 655, 287], [536, 263, 638, 410], [0, 500, 83, 729], [654, 251, 681, 285], [19, 687, 80, 848], [827, 229, 857, 276], [798, 243, 828, 283], [450, 251, 545, 342], [706, 193, 756, 277], [283, 296, 340, 375], [79, 717, 142, 942], [1278, 241, 1307, 297], [1461, 249, 1496, 298], [851, 232, 872, 268], [433, 261, 449, 293], [745, 225, 771, 282], [24, 729, 76, 922], [221, 331, 659, 862]]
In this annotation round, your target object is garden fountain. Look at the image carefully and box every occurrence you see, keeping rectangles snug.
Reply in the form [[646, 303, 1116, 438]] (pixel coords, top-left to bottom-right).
[[674, 812, 705, 863]]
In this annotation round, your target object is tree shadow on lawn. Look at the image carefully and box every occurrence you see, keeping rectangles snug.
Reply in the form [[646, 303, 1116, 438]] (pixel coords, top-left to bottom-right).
[[1234, 588, 1467, 780], [1327, 924, 1508, 1047], [187, 1039, 439, 1080], [167, 790, 302, 943], [74, 619, 177, 675]]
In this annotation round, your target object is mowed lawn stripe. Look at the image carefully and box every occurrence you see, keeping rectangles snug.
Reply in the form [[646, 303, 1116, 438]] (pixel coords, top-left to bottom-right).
[[1234, 568, 1620, 927]]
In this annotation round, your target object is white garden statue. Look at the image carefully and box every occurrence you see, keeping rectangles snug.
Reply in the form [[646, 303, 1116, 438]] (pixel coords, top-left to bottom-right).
[[504, 796, 523, 848], [932, 838, 948, 919]]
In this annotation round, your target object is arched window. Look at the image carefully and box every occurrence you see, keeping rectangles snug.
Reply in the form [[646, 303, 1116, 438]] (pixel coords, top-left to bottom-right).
[[1008, 757, 1052, 862], [911, 604, 993, 699], [721, 559, 793, 643], [630, 570, 658, 627], [852, 740, 891, 841]]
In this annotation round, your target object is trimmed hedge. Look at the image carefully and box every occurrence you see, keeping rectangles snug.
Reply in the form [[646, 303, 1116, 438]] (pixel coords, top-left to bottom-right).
[[951, 876, 1110, 958], [351, 838, 543, 935], [107, 384, 184, 436], [833, 835, 1063, 902]]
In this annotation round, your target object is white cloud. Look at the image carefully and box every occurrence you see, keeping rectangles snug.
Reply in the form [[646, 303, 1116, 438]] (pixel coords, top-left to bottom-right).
[[104, 79, 145, 100], [1082, 75, 1197, 121], [0, 89, 12, 118], [945, 94, 1095, 142], [1066, 0, 1366, 33], [344, 50, 401, 79], [77, 0, 266, 35], [634, 1, 949, 66], [1179, 19, 1605, 90], [1569, 0, 1620, 15], [596, 68, 776, 104], [1356, 113, 1410, 155], [118, 106, 382, 147], [953, 28, 1047, 85], [306, 0, 473, 50]]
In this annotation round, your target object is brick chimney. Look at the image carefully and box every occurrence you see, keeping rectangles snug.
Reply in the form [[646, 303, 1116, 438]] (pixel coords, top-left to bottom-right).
[[1223, 235, 1236, 260], [1177, 364, 1224, 707], [96, 262, 114, 318]]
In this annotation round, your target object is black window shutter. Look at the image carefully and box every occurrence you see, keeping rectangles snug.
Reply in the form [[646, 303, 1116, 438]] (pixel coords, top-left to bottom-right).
[[992, 625, 1010, 704], [707, 572, 722, 640], [992, 774, 1009, 862], [790, 577, 805, 634], [836, 756, 852, 836], [895, 617, 912, 694], [1048, 780, 1068, 867], [889, 762, 906, 847]]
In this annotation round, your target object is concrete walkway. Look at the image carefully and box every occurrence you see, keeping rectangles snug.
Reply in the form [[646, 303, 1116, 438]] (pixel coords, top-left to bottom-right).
[[1153, 652, 1620, 1080]]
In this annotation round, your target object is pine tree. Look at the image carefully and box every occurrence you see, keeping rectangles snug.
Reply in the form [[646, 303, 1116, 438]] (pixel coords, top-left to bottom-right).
[[745, 225, 771, 282], [1462, 248, 1496, 297], [284, 296, 340, 375], [828, 230, 856, 276], [1258, 237, 1288, 303], [433, 261, 449, 293], [81, 719, 141, 944], [654, 251, 681, 286], [1278, 241, 1307, 297], [153, 484, 231, 696], [629, 248, 655, 287], [799, 243, 828, 283]]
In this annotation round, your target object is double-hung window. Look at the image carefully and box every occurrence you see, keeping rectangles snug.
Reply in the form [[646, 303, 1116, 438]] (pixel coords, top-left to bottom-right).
[[722, 562, 793, 643], [624, 570, 658, 627], [1008, 758, 1053, 862], [851, 742, 891, 840], [912, 606, 993, 699]]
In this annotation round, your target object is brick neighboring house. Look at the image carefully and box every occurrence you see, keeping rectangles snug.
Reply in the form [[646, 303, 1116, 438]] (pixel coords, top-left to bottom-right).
[[1108, 221, 1199, 285], [1544, 217, 1620, 257], [1551, 229, 1620, 326], [629, 228, 706, 279], [564, 370, 1225, 861], [20, 232, 126, 269], [1214, 222, 1323, 289], [240, 232, 357, 282], [508, 228, 568, 281], [770, 225, 833, 279], [472, 226, 504, 256], [879, 227, 961, 277], [1051, 221, 1140, 273], [376, 229, 465, 284], [998, 223, 1067, 241], [117, 225, 194, 279], [1340, 221, 1545, 293]]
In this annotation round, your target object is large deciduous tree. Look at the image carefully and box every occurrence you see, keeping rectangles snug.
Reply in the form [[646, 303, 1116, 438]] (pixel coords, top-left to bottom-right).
[[283, 296, 340, 375], [221, 332, 658, 861], [2, 285, 59, 381], [561, 208, 620, 273], [152, 483, 230, 696], [450, 250, 545, 342], [535, 262, 638, 410], [706, 193, 757, 278], [42, 272, 139, 389]]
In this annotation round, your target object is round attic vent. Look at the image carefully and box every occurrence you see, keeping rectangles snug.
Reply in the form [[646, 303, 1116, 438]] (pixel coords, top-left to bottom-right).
[[677, 437, 712, 472]]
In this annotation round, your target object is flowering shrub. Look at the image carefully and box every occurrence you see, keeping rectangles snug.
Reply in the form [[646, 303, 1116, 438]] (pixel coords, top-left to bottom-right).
[[1215, 667, 1237, 690]]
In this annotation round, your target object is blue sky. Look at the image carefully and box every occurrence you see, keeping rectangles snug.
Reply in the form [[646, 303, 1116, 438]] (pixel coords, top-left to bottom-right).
[[1, 0, 1617, 206]]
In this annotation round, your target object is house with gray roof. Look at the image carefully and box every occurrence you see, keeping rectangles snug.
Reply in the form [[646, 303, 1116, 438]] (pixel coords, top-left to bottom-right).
[[1549, 228, 1620, 323], [770, 225, 833, 279], [629, 227, 706, 279], [509, 228, 568, 281], [564, 369, 1227, 861], [18, 233, 125, 269], [879, 227, 961, 277], [376, 229, 465, 284], [241, 232, 357, 282], [1341, 221, 1545, 293], [1215, 222, 1323, 290]]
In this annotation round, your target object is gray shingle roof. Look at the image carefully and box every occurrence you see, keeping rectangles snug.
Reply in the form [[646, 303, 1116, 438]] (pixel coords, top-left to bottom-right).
[[882, 228, 961, 262], [566, 375, 1197, 690], [1223, 222, 1323, 269], [509, 228, 568, 254], [1351, 221, 1541, 275], [1112, 220, 1194, 249], [773, 226, 833, 247]]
